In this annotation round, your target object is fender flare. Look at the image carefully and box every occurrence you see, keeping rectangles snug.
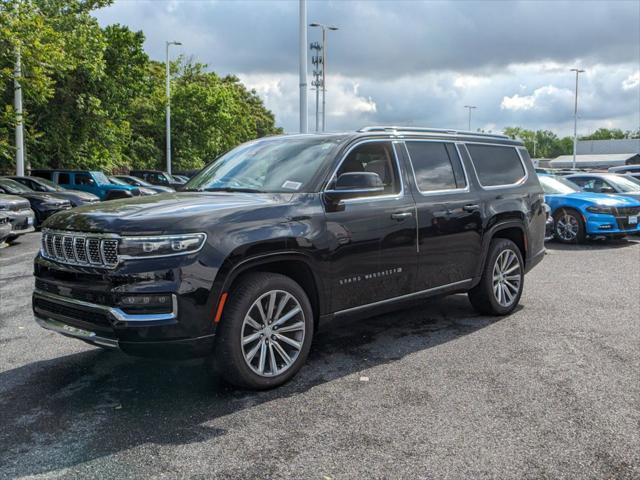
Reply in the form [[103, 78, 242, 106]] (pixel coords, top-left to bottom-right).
[[474, 220, 528, 281]]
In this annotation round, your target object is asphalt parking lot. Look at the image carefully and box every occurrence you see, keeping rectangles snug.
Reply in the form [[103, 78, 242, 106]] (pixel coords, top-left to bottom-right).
[[1, 233, 639, 479]]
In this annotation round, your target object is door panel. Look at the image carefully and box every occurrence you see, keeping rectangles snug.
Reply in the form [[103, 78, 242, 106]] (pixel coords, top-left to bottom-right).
[[324, 140, 418, 313]]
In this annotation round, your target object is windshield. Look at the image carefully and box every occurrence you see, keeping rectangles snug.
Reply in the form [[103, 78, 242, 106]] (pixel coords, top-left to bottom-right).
[[109, 177, 129, 186], [185, 136, 343, 193], [604, 174, 640, 193], [93, 172, 111, 185], [539, 175, 580, 194], [119, 176, 151, 187], [0, 178, 33, 194], [34, 177, 63, 191]]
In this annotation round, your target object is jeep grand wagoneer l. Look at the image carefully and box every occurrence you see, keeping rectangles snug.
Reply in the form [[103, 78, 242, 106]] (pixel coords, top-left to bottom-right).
[[33, 127, 546, 389]]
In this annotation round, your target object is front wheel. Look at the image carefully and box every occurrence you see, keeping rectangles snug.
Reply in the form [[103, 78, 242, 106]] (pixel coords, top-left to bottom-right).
[[554, 209, 585, 244], [468, 238, 524, 316], [213, 272, 314, 390]]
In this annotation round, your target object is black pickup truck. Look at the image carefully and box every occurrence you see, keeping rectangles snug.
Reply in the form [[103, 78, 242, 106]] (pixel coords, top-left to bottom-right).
[[33, 127, 546, 389]]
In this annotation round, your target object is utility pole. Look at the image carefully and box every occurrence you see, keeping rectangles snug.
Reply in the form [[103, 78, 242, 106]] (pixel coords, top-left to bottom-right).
[[310, 42, 323, 132], [310, 23, 338, 132], [14, 45, 25, 176], [299, 0, 308, 133], [165, 41, 181, 175], [570, 68, 585, 170], [464, 105, 477, 131]]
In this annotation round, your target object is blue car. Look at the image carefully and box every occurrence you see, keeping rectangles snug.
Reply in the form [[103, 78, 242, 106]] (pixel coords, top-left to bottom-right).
[[538, 174, 640, 243]]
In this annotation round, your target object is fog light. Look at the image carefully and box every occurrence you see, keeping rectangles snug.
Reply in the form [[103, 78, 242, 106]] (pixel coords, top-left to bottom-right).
[[117, 294, 173, 313], [598, 224, 613, 230]]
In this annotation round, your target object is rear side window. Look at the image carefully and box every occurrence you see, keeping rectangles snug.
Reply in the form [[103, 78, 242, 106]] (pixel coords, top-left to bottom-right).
[[466, 144, 526, 187], [57, 173, 70, 184], [405, 141, 466, 192]]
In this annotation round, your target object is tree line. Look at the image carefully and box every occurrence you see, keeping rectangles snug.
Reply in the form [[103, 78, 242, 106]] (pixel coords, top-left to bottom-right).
[[0, 0, 282, 175]]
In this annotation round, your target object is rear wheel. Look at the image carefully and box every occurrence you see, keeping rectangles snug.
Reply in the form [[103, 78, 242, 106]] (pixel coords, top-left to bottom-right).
[[469, 238, 524, 316], [553, 208, 585, 244], [213, 272, 313, 390]]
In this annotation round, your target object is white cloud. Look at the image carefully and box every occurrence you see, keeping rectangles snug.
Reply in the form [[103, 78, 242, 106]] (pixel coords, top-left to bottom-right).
[[622, 72, 640, 91], [501, 94, 536, 111]]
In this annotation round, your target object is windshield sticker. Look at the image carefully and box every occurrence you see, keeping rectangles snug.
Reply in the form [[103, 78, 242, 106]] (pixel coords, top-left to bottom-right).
[[281, 180, 302, 191]]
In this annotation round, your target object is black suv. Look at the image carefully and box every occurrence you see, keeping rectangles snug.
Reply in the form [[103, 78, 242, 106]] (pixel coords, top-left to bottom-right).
[[33, 127, 546, 389]]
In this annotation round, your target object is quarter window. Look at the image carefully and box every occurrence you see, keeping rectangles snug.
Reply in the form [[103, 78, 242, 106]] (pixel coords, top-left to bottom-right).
[[57, 173, 70, 184], [405, 141, 466, 192], [466, 144, 526, 187], [335, 142, 400, 195]]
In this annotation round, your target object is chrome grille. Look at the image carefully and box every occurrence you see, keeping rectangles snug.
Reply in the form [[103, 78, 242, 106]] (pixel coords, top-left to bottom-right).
[[41, 230, 119, 268]]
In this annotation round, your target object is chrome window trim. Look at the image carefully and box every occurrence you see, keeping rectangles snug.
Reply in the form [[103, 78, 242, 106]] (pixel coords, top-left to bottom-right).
[[402, 139, 471, 196], [33, 288, 178, 324], [463, 142, 529, 190], [323, 138, 406, 204], [333, 278, 473, 317]]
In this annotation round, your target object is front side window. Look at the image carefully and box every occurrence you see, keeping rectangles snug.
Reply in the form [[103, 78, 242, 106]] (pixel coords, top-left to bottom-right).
[[466, 144, 526, 187], [334, 141, 400, 195], [75, 174, 95, 186], [406, 141, 466, 192], [186, 136, 343, 193]]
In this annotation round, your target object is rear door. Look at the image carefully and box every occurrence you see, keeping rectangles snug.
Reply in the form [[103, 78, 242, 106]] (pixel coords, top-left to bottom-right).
[[403, 140, 483, 290], [324, 139, 418, 313]]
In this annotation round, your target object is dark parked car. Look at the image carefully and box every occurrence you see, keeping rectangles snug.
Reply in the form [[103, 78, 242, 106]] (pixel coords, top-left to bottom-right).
[[0, 212, 11, 243], [31, 169, 140, 201], [108, 177, 157, 196], [8, 176, 100, 207], [0, 178, 71, 227], [32, 127, 546, 389], [113, 175, 175, 193], [567, 173, 640, 201], [0, 193, 35, 241], [129, 170, 183, 188]]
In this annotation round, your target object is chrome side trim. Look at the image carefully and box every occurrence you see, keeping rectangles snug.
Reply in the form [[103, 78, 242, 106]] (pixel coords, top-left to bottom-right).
[[333, 278, 473, 317], [35, 315, 119, 348], [33, 289, 178, 324]]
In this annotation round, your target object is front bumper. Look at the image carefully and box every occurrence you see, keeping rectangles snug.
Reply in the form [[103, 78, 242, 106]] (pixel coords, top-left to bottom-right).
[[585, 212, 640, 235], [6, 208, 36, 236]]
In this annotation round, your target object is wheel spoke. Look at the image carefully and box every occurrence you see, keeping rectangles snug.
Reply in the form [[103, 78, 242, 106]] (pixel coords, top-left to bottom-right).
[[502, 284, 513, 304], [272, 306, 301, 328], [266, 291, 277, 321], [273, 293, 291, 322], [504, 264, 520, 275], [275, 321, 305, 334], [246, 338, 263, 363], [268, 342, 278, 375], [245, 315, 262, 331], [257, 340, 267, 374], [274, 333, 302, 350], [272, 340, 292, 367], [255, 300, 267, 323], [242, 331, 262, 346]]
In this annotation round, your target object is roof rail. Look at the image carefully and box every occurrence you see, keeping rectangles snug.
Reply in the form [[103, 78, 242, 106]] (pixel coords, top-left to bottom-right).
[[357, 126, 510, 140]]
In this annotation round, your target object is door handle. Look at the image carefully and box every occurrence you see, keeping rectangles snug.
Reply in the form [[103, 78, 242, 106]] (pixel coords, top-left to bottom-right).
[[391, 211, 413, 221], [463, 204, 480, 213]]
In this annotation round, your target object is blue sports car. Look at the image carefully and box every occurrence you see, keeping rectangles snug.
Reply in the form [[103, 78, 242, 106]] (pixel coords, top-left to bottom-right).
[[538, 174, 640, 243]]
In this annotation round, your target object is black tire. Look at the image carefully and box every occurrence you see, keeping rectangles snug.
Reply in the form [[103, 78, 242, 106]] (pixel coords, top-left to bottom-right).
[[468, 238, 524, 316], [212, 272, 314, 390], [553, 208, 585, 244]]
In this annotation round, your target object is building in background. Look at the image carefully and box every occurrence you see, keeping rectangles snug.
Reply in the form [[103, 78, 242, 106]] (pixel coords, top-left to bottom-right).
[[576, 139, 640, 155], [549, 153, 640, 169]]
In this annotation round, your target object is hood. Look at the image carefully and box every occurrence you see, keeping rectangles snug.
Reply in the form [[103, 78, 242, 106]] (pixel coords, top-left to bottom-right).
[[547, 191, 640, 207], [64, 189, 100, 200], [8, 191, 67, 204], [0, 193, 31, 210], [43, 191, 293, 234]]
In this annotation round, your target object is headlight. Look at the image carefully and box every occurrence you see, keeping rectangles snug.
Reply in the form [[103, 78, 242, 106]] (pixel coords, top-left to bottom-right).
[[586, 205, 613, 214], [118, 233, 206, 259]]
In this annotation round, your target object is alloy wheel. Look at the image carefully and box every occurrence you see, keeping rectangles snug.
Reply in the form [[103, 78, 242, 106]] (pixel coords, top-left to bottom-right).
[[492, 249, 522, 308], [240, 290, 306, 377], [556, 213, 579, 241]]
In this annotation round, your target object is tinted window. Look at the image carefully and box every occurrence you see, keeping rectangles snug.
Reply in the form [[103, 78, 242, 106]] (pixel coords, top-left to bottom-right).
[[406, 141, 466, 192], [466, 144, 526, 186], [335, 142, 400, 195], [57, 173, 70, 184], [75, 173, 95, 185]]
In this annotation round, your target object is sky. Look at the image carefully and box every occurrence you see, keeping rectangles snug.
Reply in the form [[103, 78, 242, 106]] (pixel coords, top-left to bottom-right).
[[95, 0, 640, 136]]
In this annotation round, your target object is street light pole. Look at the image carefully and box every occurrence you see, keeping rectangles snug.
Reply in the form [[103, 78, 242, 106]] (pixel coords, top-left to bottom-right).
[[310, 42, 322, 132], [299, 0, 308, 133], [166, 40, 182, 175], [310, 23, 338, 132], [464, 105, 477, 131], [14, 44, 25, 176], [570, 68, 585, 170]]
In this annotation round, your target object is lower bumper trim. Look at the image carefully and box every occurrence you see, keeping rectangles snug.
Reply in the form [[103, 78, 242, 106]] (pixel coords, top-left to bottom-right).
[[35, 315, 119, 348]]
